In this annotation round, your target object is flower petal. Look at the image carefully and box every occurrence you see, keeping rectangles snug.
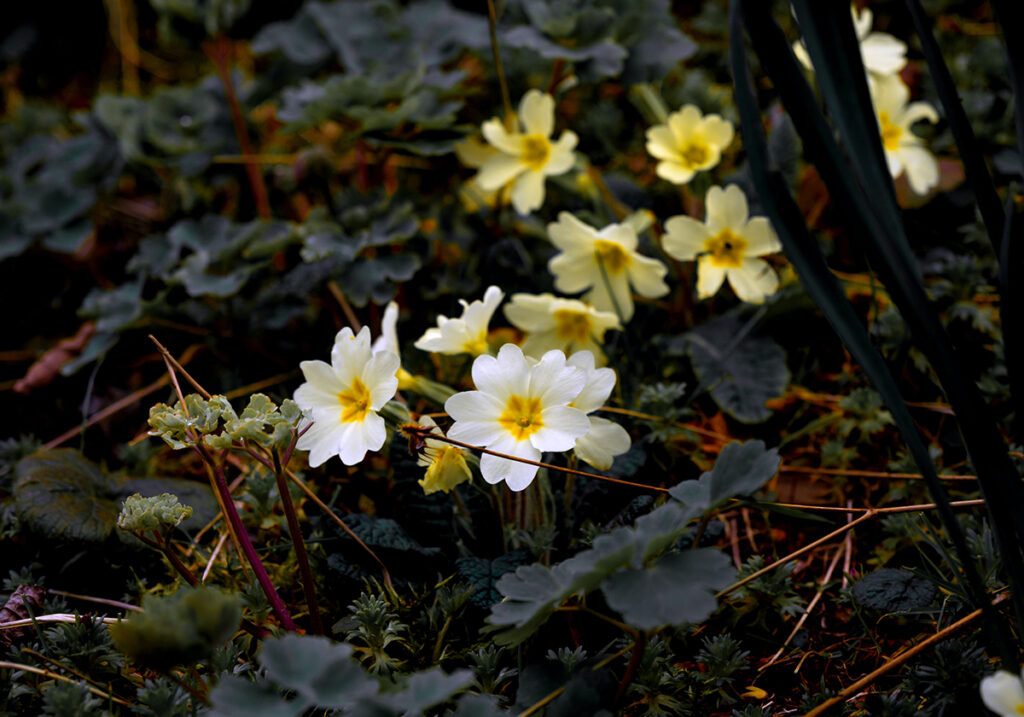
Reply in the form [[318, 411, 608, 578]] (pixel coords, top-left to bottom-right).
[[980, 670, 1024, 717], [645, 125, 679, 161], [574, 416, 631, 470], [728, 259, 779, 304], [531, 405, 590, 452], [743, 217, 782, 256], [519, 89, 554, 137], [479, 433, 540, 490], [663, 215, 711, 261], [696, 259, 727, 298], [899, 146, 940, 195], [482, 118, 523, 155], [655, 160, 696, 185], [510, 171, 546, 214], [477, 154, 527, 191]]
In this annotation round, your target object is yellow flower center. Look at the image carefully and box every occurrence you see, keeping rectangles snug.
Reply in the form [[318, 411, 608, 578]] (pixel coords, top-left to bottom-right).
[[680, 143, 709, 168], [705, 230, 748, 269], [462, 335, 489, 356], [498, 395, 545, 440], [1017, 705, 1024, 716], [594, 239, 633, 275], [553, 309, 593, 343], [878, 112, 902, 151], [521, 134, 551, 171], [338, 377, 372, 423]]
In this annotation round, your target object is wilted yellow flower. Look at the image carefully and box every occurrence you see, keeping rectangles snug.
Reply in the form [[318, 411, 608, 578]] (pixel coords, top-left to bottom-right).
[[663, 184, 782, 304], [645, 105, 734, 185], [415, 416, 471, 495]]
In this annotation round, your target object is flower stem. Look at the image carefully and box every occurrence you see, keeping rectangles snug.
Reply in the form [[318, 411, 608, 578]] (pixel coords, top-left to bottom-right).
[[486, 0, 515, 129], [195, 443, 298, 631], [272, 447, 323, 635]]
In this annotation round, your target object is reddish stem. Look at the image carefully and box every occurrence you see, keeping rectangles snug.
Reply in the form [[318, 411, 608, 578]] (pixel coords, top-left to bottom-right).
[[204, 36, 271, 220], [273, 448, 323, 635], [195, 444, 298, 631]]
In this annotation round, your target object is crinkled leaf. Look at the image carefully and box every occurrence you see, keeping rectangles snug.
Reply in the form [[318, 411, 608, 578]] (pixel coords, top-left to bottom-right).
[[852, 568, 937, 613], [13, 449, 122, 542], [602, 549, 736, 631], [117, 493, 193, 534], [119, 476, 218, 532], [457, 550, 533, 609], [686, 314, 789, 423]]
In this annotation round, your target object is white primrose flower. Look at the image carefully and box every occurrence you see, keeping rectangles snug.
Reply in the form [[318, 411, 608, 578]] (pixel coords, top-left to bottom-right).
[[565, 351, 630, 470], [503, 293, 620, 365], [445, 344, 590, 491], [414, 286, 504, 356], [981, 669, 1024, 717], [547, 212, 669, 321], [869, 74, 941, 196], [662, 184, 782, 304], [794, 4, 907, 78], [475, 89, 579, 215], [293, 326, 400, 467]]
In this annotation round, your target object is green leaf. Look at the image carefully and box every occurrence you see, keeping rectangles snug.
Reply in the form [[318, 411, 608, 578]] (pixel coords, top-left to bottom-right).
[[109, 586, 241, 670], [356, 668, 474, 715], [668, 440, 780, 510], [601, 550, 736, 631], [457, 550, 533, 609], [13, 449, 122, 542], [686, 314, 789, 423], [119, 476, 219, 532], [258, 635, 376, 709], [852, 568, 937, 613], [207, 677, 297, 717], [117, 493, 193, 534]]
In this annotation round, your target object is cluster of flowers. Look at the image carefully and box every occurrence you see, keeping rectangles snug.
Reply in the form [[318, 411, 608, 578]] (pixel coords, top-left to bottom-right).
[[290, 3, 945, 498]]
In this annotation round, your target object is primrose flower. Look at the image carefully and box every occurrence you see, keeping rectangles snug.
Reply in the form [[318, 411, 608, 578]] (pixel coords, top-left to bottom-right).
[[566, 351, 631, 470], [794, 4, 907, 78], [504, 293, 620, 364], [294, 326, 400, 467], [547, 212, 669, 321], [415, 416, 472, 495], [869, 74, 940, 196], [663, 184, 782, 304], [645, 105, 734, 185], [445, 344, 589, 491], [474, 89, 578, 215], [981, 669, 1024, 717], [414, 286, 504, 356]]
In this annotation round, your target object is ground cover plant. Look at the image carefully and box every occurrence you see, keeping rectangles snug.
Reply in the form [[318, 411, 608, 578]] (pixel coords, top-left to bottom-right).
[[3, 0, 1024, 714]]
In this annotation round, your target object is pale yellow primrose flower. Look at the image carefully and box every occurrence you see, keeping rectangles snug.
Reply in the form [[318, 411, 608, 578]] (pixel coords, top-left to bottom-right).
[[504, 293, 620, 364], [645, 105, 734, 185], [869, 74, 940, 196], [371, 301, 415, 390], [415, 416, 471, 495], [294, 326, 400, 467], [794, 4, 907, 78], [565, 351, 630, 470], [547, 212, 669, 321], [414, 286, 504, 356], [445, 344, 589, 491], [475, 89, 578, 215], [663, 184, 782, 304], [980, 669, 1024, 717]]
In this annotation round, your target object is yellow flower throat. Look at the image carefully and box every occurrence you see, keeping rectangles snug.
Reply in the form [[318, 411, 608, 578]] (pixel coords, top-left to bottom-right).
[[878, 112, 902, 151], [498, 395, 544, 440], [680, 143, 709, 168], [594, 240, 632, 274], [521, 134, 551, 171], [553, 309, 592, 343], [338, 377, 372, 423], [705, 230, 748, 269]]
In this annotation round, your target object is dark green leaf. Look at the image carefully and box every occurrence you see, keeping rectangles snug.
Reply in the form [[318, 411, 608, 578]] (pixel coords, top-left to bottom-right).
[[259, 635, 376, 709], [13, 449, 122, 542], [602, 550, 736, 631], [686, 315, 789, 423], [852, 568, 937, 613]]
